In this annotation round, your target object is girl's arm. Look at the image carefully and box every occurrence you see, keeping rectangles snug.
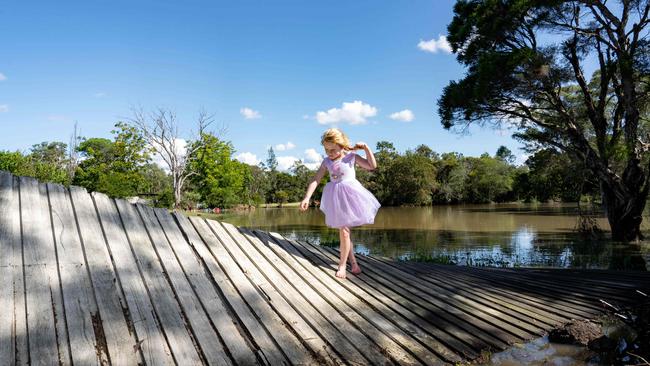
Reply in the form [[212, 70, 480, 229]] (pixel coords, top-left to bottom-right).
[[353, 142, 377, 170], [300, 162, 327, 211]]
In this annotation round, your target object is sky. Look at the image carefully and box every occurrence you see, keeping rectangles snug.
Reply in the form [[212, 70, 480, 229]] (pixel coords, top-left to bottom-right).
[[0, 0, 532, 171]]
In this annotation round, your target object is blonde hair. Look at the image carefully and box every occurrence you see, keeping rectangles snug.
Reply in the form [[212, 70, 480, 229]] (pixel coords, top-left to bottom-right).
[[321, 128, 354, 150]]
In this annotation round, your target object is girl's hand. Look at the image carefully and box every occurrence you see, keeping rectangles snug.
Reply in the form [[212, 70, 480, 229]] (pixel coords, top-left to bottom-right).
[[299, 199, 310, 211], [353, 142, 368, 150]]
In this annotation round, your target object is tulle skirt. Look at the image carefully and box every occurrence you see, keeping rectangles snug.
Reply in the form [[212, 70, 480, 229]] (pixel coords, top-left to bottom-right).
[[320, 179, 380, 228]]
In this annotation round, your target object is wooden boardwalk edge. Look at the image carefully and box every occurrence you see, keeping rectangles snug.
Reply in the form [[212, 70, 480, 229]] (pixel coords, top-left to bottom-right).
[[1, 171, 649, 365]]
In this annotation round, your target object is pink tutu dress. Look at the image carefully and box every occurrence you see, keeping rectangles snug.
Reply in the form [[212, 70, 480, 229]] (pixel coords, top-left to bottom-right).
[[319, 152, 381, 228]]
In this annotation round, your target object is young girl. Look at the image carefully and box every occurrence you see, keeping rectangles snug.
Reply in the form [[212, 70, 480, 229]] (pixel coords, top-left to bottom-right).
[[299, 128, 381, 279]]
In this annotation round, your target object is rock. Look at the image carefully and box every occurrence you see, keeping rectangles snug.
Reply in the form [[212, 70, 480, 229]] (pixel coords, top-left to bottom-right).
[[548, 319, 603, 346], [588, 335, 618, 352]]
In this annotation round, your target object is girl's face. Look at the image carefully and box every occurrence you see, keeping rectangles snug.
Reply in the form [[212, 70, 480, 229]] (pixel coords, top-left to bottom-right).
[[323, 141, 343, 160]]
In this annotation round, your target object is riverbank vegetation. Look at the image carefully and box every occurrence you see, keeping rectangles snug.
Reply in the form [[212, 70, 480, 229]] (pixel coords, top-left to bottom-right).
[[0, 124, 601, 210]]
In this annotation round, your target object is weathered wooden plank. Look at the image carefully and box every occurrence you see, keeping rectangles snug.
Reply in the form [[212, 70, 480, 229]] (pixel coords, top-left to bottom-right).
[[68, 186, 141, 365], [371, 257, 566, 326], [115, 200, 203, 365], [400, 261, 596, 319], [0, 172, 18, 364], [174, 212, 286, 366], [93, 193, 175, 365], [277, 233, 496, 356], [349, 252, 553, 335], [250, 228, 447, 365], [347, 252, 547, 337], [474, 266, 647, 299], [299, 240, 511, 350], [462, 266, 634, 304], [223, 224, 375, 365], [262, 230, 468, 363], [47, 183, 104, 365], [19, 177, 67, 365], [427, 263, 604, 315], [10, 175, 28, 365], [213, 221, 352, 364], [488, 266, 650, 282], [136, 205, 231, 365], [188, 216, 316, 365], [152, 208, 258, 365]]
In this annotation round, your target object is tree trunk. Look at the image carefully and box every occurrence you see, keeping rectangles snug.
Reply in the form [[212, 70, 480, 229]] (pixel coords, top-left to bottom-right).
[[601, 182, 647, 242]]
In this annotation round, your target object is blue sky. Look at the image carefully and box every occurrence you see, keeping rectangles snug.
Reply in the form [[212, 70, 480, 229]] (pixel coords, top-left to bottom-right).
[[0, 0, 530, 171]]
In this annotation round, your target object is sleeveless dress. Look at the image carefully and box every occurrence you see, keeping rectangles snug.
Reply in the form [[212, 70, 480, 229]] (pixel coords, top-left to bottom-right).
[[319, 152, 381, 228]]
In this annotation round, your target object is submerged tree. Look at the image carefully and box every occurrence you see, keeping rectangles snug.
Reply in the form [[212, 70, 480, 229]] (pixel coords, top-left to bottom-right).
[[440, 0, 650, 241]]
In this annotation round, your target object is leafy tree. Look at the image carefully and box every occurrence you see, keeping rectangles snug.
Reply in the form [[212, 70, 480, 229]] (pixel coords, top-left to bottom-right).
[[414, 144, 437, 160], [188, 132, 247, 208], [495, 146, 516, 164], [433, 152, 469, 203], [140, 163, 174, 208], [265, 147, 278, 172], [369, 141, 400, 203], [241, 164, 268, 206], [0, 142, 70, 185], [384, 151, 437, 205], [73, 123, 151, 197], [263, 147, 279, 203], [515, 148, 597, 202], [465, 154, 514, 203], [440, 0, 650, 240], [130, 107, 215, 208], [0, 151, 30, 176]]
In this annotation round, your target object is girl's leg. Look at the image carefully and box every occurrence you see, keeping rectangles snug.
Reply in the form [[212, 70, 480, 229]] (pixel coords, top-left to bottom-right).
[[336, 227, 351, 278], [347, 230, 362, 275]]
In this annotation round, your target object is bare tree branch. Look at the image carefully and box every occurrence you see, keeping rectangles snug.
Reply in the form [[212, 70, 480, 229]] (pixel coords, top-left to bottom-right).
[[129, 107, 216, 208]]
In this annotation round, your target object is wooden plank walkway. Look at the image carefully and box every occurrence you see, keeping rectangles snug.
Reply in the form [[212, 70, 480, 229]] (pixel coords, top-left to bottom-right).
[[0, 170, 649, 365]]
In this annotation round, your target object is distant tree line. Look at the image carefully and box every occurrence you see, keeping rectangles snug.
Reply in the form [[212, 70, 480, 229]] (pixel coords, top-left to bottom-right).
[[0, 120, 599, 209]]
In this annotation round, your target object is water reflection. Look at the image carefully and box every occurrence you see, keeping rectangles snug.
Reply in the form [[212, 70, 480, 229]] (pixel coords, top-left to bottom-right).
[[211, 204, 649, 270]]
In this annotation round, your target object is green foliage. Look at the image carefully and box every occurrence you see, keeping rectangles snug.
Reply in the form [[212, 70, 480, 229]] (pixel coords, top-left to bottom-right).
[[140, 163, 174, 208], [514, 148, 597, 202], [440, 0, 650, 240], [73, 122, 151, 198], [188, 132, 248, 208], [0, 128, 598, 209], [383, 152, 437, 206], [433, 152, 468, 203], [241, 164, 268, 206], [0, 151, 27, 175], [464, 154, 514, 203], [0, 142, 70, 185]]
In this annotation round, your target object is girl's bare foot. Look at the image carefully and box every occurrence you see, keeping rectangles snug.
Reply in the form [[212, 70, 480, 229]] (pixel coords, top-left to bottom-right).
[[335, 266, 347, 279], [350, 263, 362, 275]]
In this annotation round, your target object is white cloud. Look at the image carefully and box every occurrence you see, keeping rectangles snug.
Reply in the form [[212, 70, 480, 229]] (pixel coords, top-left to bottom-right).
[[0, 73, 6, 81], [150, 138, 188, 171], [389, 109, 415, 122], [0, 105, 8, 113], [304, 148, 322, 163], [240, 107, 261, 119], [418, 35, 453, 54], [315, 100, 377, 125], [275, 141, 296, 151], [277, 156, 299, 171], [94, 92, 107, 98], [303, 148, 323, 170], [235, 152, 260, 166]]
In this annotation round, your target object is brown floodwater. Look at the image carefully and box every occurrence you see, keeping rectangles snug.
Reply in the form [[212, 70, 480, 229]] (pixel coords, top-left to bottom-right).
[[211, 203, 650, 270]]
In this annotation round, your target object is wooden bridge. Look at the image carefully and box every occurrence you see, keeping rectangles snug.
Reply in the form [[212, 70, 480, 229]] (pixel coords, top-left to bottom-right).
[[1, 171, 648, 365]]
